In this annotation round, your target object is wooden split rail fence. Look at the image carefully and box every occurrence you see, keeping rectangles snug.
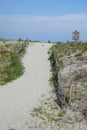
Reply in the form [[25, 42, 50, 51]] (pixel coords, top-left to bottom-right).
[[50, 47, 65, 108]]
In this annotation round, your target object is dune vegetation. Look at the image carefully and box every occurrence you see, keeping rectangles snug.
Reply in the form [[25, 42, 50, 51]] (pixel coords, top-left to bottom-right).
[[0, 40, 27, 85], [50, 42, 87, 120]]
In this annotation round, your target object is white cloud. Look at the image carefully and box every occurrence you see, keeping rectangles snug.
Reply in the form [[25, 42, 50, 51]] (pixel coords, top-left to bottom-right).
[[0, 14, 87, 41]]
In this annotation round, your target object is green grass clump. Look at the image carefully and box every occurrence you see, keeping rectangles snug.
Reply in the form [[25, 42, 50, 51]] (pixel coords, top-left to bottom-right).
[[0, 42, 26, 86], [2, 52, 24, 84], [75, 53, 82, 57], [58, 111, 66, 117], [49, 75, 57, 92], [82, 107, 87, 119], [57, 58, 64, 68], [8, 128, 15, 130], [33, 107, 43, 115]]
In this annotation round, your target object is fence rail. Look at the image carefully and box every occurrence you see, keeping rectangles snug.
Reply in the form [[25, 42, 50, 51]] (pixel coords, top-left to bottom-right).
[[50, 47, 65, 108]]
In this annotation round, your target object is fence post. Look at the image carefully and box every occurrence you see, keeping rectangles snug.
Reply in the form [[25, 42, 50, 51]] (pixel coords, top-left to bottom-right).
[[69, 80, 73, 106], [51, 48, 65, 108]]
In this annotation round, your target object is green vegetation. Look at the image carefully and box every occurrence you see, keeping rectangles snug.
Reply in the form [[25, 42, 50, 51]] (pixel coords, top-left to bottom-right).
[[75, 53, 82, 57], [33, 107, 43, 115], [57, 58, 64, 68], [58, 111, 66, 117], [56, 41, 62, 44], [82, 107, 87, 118], [8, 128, 15, 130], [2, 52, 24, 84], [18, 38, 23, 42], [49, 42, 87, 121], [32, 40, 40, 42], [0, 42, 26, 85], [29, 40, 41, 42], [50, 42, 87, 68], [49, 74, 58, 92], [0, 38, 7, 41], [48, 40, 51, 43], [31, 97, 68, 129]]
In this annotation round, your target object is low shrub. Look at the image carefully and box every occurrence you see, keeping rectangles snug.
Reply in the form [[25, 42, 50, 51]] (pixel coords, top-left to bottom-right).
[[0, 43, 26, 85], [75, 53, 82, 57], [2, 52, 24, 84]]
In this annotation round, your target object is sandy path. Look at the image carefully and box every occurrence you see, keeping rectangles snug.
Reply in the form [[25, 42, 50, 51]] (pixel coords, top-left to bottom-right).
[[0, 43, 53, 130]]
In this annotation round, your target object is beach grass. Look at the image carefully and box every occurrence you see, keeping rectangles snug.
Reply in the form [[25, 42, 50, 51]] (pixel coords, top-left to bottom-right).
[[0, 42, 26, 85]]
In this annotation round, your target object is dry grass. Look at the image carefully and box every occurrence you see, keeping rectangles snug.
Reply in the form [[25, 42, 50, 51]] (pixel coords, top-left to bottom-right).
[[0, 41, 27, 85], [50, 42, 87, 121]]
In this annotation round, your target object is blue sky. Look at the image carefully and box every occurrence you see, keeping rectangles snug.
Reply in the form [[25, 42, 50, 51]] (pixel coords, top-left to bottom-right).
[[0, 0, 87, 41]]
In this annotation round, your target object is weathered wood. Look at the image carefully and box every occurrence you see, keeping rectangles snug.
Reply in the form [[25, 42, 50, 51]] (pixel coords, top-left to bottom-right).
[[50, 48, 65, 108], [69, 80, 73, 106]]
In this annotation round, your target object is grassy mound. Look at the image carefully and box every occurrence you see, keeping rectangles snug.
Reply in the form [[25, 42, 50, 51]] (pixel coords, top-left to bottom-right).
[[50, 42, 87, 120], [0, 41, 27, 85]]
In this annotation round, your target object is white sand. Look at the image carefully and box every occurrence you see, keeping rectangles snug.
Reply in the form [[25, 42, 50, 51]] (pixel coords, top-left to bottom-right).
[[0, 43, 53, 130]]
